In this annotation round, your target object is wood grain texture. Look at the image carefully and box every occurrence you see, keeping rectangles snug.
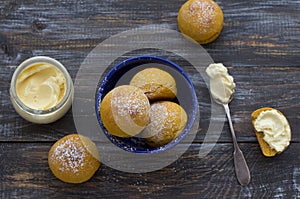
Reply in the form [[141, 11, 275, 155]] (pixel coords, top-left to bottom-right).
[[0, 0, 300, 198], [2, 65, 300, 142], [0, 142, 299, 198]]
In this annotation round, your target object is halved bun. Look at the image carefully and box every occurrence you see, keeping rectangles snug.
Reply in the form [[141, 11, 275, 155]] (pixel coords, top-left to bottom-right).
[[251, 107, 291, 157]]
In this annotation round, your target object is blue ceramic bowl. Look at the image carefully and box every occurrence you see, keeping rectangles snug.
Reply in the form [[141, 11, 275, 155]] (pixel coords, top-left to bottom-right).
[[95, 55, 198, 154]]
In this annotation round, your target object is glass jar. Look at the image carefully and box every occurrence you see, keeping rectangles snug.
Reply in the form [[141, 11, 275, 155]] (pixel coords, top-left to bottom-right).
[[10, 56, 74, 124]]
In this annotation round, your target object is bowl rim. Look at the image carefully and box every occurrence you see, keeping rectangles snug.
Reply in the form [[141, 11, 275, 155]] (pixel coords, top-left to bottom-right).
[[95, 55, 198, 154]]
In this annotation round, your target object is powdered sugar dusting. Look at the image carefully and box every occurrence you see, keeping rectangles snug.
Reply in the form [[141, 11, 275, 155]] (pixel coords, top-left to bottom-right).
[[111, 86, 150, 136], [52, 136, 86, 174], [146, 103, 168, 137], [145, 102, 182, 145], [189, 0, 216, 31]]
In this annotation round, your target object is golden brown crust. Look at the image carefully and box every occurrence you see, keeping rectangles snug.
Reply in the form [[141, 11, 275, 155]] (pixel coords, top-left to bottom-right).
[[145, 101, 188, 147], [48, 134, 100, 183], [100, 90, 128, 137], [130, 68, 177, 101], [100, 85, 150, 138], [177, 0, 224, 44], [251, 107, 290, 157]]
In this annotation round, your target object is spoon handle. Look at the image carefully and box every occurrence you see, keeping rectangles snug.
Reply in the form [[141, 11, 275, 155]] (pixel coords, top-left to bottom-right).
[[233, 144, 251, 185], [223, 104, 251, 186]]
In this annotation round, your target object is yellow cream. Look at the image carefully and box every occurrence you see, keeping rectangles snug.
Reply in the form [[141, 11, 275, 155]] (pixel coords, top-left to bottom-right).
[[254, 109, 291, 152], [206, 63, 236, 104], [16, 62, 66, 110]]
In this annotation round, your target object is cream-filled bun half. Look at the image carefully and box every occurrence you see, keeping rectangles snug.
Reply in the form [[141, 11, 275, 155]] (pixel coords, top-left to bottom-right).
[[252, 107, 291, 157]]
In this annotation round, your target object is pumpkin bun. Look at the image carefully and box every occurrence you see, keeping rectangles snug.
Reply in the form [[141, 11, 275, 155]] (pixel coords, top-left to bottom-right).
[[251, 107, 291, 157], [48, 134, 100, 184], [178, 0, 224, 44], [100, 85, 150, 138], [144, 101, 188, 148], [130, 68, 177, 101]]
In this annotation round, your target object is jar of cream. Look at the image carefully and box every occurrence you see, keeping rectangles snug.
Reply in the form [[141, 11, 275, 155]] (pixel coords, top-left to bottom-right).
[[10, 56, 74, 124]]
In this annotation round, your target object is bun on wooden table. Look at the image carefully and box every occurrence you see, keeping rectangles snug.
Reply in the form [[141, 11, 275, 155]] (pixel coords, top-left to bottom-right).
[[178, 0, 224, 44], [48, 134, 100, 183]]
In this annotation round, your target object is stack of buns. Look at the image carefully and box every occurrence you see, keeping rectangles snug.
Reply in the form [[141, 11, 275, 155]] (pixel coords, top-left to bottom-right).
[[100, 67, 187, 148]]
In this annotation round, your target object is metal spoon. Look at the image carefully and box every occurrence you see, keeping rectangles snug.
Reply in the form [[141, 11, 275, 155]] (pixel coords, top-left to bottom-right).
[[214, 96, 251, 186]]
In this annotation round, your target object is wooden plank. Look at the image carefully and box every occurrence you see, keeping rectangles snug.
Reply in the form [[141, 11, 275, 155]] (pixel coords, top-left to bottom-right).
[[209, 0, 300, 67], [0, 142, 299, 198], [1, 65, 300, 142], [0, 0, 299, 67]]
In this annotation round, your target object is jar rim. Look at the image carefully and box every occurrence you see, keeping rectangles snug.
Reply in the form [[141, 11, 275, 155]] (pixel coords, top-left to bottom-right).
[[10, 56, 73, 115]]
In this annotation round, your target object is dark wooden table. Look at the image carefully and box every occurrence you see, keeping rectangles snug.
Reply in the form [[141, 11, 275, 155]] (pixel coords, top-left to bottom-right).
[[1, 0, 300, 198]]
